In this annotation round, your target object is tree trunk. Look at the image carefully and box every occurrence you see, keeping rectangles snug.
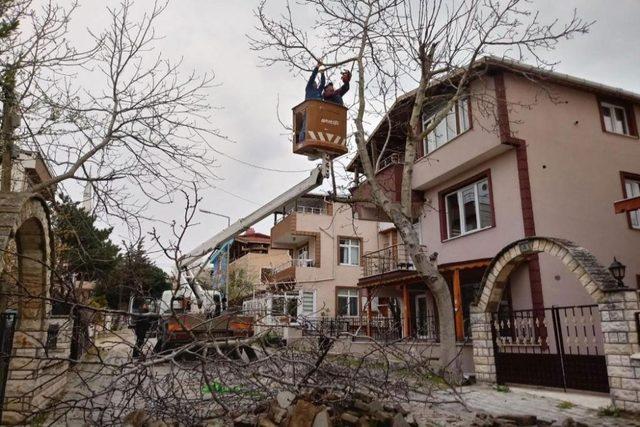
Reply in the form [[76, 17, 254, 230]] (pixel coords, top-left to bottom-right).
[[390, 210, 458, 375]]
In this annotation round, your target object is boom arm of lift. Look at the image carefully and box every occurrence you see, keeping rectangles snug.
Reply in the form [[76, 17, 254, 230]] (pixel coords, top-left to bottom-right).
[[179, 162, 328, 306]]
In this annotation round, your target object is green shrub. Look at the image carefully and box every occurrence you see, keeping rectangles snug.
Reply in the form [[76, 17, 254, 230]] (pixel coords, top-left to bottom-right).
[[557, 401, 575, 409], [495, 384, 510, 393], [598, 405, 620, 417]]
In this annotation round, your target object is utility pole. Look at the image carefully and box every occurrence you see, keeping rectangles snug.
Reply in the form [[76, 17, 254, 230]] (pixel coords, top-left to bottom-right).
[[1, 68, 19, 193]]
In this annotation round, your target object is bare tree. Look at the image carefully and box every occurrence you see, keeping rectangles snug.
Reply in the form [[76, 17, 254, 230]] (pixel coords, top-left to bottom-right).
[[250, 0, 590, 371], [1, 0, 221, 233]]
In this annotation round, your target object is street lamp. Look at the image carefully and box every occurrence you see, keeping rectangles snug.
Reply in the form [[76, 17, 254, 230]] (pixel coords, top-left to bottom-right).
[[200, 209, 232, 307], [199, 209, 231, 227], [608, 257, 626, 287]]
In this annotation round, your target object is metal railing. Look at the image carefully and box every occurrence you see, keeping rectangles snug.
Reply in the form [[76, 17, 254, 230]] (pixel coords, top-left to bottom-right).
[[376, 153, 404, 172], [274, 205, 327, 224], [296, 206, 326, 215], [300, 315, 439, 343], [300, 317, 402, 342], [273, 258, 315, 274], [362, 244, 427, 277]]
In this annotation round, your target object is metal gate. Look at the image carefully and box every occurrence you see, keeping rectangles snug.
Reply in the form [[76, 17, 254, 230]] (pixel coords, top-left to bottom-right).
[[0, 310, 17, 421], [492, 304, 609, 393]]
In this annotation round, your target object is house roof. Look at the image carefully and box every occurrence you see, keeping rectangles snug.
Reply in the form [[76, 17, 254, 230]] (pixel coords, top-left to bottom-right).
[[346, 55, 640, 172], [235, 228, 271, 245]]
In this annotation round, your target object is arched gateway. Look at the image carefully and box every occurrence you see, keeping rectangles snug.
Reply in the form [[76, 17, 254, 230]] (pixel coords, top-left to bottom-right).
[[470, 237, 640, 412], [0, 193, 53, 424]]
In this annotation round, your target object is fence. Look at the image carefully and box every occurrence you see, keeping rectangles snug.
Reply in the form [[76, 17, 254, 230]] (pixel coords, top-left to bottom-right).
[[300, 317, 402, 342]]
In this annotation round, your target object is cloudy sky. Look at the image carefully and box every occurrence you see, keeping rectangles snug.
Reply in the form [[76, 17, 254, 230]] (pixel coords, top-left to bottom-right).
[[61, 0, 640, 269]]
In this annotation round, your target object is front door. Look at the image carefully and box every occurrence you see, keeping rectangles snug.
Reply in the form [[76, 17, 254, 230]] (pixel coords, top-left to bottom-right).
[[415, 295, 427, 338], [415, 295, 438, 339]]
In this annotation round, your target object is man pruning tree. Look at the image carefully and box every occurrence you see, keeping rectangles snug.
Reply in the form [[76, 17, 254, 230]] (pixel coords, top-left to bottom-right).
[[322, 70, 351, 105], [305, 60, 325, 100]]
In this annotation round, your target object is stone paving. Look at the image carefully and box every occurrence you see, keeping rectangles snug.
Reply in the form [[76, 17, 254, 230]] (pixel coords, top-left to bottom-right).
[[406, 384, 640, 426], [46, 332, 640, 426]]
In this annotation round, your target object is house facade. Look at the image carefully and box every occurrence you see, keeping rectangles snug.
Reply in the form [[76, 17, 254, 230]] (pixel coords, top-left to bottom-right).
[[349, 57, 640, 379], [227, 228, 290, 292], [268, 194, 382, 318]]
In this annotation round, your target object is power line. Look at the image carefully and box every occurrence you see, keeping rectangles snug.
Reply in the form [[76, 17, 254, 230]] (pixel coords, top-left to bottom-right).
[[210, 147, 313, 173], [211, 185, 261, 206]]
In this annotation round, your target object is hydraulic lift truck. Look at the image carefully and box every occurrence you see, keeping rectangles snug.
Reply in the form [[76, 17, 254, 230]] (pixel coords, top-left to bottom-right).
[[154, 100, 348, 354]]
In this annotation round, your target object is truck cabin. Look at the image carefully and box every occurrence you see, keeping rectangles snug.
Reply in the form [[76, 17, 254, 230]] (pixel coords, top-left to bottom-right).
[[292, 99, 348, 160]]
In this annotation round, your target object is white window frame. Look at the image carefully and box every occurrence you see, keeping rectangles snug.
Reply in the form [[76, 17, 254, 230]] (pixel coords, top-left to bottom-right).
[[444, 178, 492, 239], [337, 288, 359, 317], [339, 238, 360, 266], [624, 177, 640, 229], [422, 96, 470, 155], [601, 102, 630, 135], [299, 290, 316, 317]]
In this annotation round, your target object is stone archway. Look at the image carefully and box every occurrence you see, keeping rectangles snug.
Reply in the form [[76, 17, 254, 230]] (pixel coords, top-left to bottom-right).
[[470, 237, 640, 412], [0, 193, 53, 424]]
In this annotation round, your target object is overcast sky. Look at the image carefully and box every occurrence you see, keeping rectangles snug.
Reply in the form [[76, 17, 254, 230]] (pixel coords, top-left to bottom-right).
[[61, 0, 640, 270]]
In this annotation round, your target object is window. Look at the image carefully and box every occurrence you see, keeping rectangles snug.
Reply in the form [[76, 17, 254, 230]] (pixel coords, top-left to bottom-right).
[[599, 100, 637, 137], [444, 177, 492, 239], [46, 324, 60, 351], [294, 245, 313, 267], [422, 97, 470, 154], [296, 245, 309, 260], [300, 291, 315, 315], [339, 238, 360, 266], [601, 102, 630, 135], [623, 175, 640, 229], [271, 292, 299, 318], [337, 288, 359, 317]]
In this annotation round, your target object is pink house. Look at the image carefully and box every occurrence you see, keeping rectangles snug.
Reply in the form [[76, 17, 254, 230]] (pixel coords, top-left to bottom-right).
[[349, 57, 640, 393]]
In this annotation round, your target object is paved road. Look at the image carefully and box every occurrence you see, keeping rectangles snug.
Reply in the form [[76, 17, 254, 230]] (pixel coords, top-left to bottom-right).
[[46, 331, 640, 426]]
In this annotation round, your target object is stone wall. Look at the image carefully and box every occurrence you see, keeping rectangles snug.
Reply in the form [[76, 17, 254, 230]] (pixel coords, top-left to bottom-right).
[[0, 193, 57, 425], [600, 290, 640, 412], [470, 236, 640, 412]]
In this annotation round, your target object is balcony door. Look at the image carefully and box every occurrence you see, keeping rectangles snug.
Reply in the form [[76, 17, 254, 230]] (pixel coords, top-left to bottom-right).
[[415, 294, 436, 340]]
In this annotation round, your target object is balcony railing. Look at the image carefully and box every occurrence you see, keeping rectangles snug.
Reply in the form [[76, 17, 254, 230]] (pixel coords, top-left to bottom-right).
[[274, 205, 327, 224], [296, 206, 326, 215], [362, 244, 427, 277], [274, 258, 315, 274], [376, 152, 404, 172]]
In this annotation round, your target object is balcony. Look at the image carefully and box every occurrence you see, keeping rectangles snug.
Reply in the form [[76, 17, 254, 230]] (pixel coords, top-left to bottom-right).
[[274, 205, 327, 225], [359, 244, 428, 287], [271, 196, 330, 249], [272, 258, 316, 282], [351, 154, 423, 221]]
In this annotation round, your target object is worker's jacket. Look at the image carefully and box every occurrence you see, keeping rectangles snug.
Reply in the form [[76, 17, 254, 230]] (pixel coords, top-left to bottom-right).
[[305, 66, 325, 100]]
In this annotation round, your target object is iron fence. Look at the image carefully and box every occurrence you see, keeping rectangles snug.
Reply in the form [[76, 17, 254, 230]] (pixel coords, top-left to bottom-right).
[[492, 304, 608, 393], [0, 310, 17, 421], [299, 315, 439, 343]]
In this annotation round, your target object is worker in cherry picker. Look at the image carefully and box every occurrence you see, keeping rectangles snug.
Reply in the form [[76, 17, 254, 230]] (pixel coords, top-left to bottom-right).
[[305, 59, 325, 100], [299, 60, 325, 143], [322, 69, 351, 105]]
